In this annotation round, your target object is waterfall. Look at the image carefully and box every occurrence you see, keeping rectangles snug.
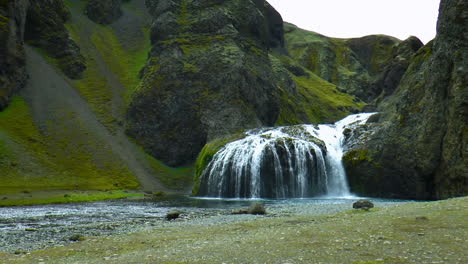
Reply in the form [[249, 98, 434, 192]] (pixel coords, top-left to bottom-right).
[[197, 113, 377, 199]]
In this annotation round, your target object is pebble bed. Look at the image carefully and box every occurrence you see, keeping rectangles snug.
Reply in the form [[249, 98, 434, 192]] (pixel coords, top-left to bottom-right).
[[0, 198, 407, 254]]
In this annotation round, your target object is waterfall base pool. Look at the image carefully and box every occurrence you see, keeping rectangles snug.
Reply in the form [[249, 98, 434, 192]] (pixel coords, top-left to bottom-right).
[[0, 196, 413, 253]]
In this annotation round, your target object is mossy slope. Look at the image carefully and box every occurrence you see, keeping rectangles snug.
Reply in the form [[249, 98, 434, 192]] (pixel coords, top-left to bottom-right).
[[0, 96, 139, 194], [0, 0, 194, 197], [284, 22, 422, 103]]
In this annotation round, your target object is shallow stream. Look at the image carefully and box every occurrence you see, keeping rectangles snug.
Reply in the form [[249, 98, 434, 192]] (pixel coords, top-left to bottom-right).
[[0, 196, 411, 253]]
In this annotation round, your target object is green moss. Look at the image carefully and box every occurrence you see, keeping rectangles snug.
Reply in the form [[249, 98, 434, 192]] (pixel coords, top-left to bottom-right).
[[345, 208, 380, 214], [144, 153, 194, 191], [60, 3, 151, 130], [0, 15, 9, 32], [192, 133, 246, 195], [0, 96, 139, 195], [406, 43, 433, 73], [343, 149, 373, 166], [89, 26, 151, 101], [177, 0, 191, 30], [0, 190, 143, 207], [276, 71, 365, 125], [369, 37, 398, 74]]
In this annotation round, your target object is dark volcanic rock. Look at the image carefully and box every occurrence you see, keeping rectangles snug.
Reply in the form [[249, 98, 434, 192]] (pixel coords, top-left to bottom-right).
[[126, 0, 289, 166], [367, 36, 424, 103], [85, 0, 123, 25], [0, 0, 85, 110], [343, 0, 468, 200], [352, 199, 374, 210], [347, 35, 400, 76], [0, 0, 29, 110], [25, 0, 86, 79]]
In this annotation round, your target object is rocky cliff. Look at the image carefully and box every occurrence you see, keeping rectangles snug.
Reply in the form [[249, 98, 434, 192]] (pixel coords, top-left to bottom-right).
[[284, 23, 424, 103], [0, 0, 28, 110], [343, 0, 467, 199], [126, 0, 363, 167], [0, 0, 465, 199], [0, 0, 85, 110]]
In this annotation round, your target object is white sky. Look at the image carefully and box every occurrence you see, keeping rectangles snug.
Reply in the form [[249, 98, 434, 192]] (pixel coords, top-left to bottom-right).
[[267, 0, 440, 43]]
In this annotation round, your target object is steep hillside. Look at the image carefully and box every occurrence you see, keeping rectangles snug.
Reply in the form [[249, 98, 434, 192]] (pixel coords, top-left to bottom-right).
[[0, 0, 195, 195], [284, 23, 423, 103], [343, 0, 467, 200]]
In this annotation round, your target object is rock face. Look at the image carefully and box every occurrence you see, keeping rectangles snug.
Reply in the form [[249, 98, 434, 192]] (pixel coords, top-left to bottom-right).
[[85, 0, 123, 24], [0, 0, 85, 110], [0, 0, 29, 111], [25, 0, 86, 79], [367, 36, 424, 105], [126, 0, 292, 166], [343, 0, 468, 200], [285, 23, 423, 103]]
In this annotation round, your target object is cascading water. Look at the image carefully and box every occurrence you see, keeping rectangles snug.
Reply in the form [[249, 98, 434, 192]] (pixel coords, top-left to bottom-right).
[[197, 113, 377, 199]]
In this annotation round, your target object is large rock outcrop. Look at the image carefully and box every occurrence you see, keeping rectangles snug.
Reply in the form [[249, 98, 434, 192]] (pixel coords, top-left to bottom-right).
[[126, 0, 288, 167], [127, 0, 362, 167], [0, 0, 85, 110], [343, 0, 467, 200], [366, 36, 424, 104], [0, 0, 29, 110], [85, 0, 124, 24], [25, 0, 86, 79]]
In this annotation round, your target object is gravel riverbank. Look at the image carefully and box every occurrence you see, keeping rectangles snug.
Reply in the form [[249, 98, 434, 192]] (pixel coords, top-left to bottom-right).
[[0, 198, 407, 254]]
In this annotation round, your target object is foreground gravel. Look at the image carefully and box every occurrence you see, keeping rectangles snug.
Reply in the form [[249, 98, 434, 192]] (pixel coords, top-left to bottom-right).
[[0, 197, 406, 254]]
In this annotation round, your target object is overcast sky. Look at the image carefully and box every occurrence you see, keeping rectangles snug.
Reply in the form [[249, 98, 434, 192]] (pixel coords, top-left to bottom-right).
[[267, 0, 440, 43]]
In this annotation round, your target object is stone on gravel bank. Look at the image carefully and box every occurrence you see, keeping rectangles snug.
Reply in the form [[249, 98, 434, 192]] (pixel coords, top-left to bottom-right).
[[353, 199, 375, 210]]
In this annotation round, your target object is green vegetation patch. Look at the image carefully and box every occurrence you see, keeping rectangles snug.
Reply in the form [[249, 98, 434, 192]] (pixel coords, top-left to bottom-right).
[[0, 190, 143, 207], [277, 71, 364, 125], [343, 149, 373, 166], [63, 0, 151, 130], [145, 153, 194, 191], [0, 96, 139, 195], [0, 14, 9, 32], [90, 26, 151, 101], [192, 133, 246, 195]]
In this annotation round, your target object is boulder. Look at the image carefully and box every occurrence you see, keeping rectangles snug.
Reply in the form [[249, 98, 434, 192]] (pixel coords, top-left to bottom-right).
[[166, 211, 181, 220], [248, 202, 266, 215], [352, 199, 374, 210]]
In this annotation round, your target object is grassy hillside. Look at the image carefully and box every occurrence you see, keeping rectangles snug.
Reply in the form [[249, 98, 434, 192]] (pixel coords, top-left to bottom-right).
[[0, 96, 139, 194], [0, 0, 195, 199]]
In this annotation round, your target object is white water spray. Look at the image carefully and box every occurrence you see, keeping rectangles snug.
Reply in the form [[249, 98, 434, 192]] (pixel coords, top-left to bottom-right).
[[198, 113, 377, 198]]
